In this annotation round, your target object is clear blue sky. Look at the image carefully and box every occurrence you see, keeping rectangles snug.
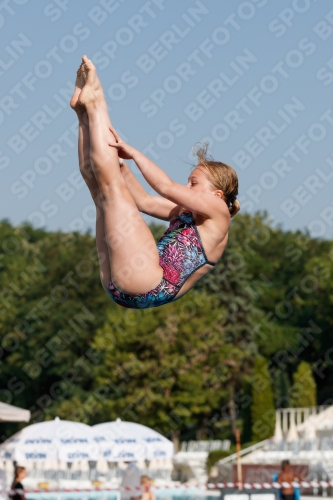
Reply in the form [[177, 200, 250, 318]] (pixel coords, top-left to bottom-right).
[[1, 0, 333, 238]]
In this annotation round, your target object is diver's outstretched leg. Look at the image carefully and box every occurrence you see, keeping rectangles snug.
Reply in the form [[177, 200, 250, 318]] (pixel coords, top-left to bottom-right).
[[78, 56, 162, 294], [71, 65, 112, 292]]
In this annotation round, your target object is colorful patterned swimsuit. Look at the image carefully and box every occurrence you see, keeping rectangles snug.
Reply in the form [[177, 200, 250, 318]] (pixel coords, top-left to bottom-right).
[[108, 212, 217, 309]]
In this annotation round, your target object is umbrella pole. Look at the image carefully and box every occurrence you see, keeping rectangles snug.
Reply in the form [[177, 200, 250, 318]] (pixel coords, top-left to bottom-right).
[[57, 458, 61, 500]]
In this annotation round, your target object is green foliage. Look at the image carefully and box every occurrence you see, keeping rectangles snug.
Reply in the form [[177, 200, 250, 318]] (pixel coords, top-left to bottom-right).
[[91, 290, 233, 434], [272, 370, 291, 408], [148, 221, 167, 241], [290, 361, 317, 407], [229, 212, 331, 404], [206, 447, 236, 473], [0, 212, 332, 443], [0, 222, 109, 430], [250, 356, 276, 442]]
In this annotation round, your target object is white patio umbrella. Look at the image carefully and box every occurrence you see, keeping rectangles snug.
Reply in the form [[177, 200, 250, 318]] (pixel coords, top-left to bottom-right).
[[0, 417, 99, 462], [93, 419, 174, 461], [0, 402, 30, 422]]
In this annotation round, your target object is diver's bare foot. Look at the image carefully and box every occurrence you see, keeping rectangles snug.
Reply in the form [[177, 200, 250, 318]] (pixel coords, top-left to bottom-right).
[[70, 65, 85, 112], [78, 55, 104, 107]]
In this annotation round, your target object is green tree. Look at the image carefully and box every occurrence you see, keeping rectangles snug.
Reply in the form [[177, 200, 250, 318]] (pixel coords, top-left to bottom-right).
[[197, 216, 298, 438], [250, 356, 275, 442], [290, 361, 316, 407], [197, 231, 259, 436], [0, 221, 110, 435], [91, 290, 237, 444], [1, 213, 332, 444], [273, 370, 291, 408], [298, 253, 333, 403]]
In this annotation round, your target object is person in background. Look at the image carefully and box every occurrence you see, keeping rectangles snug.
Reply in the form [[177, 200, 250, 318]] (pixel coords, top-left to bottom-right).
[[141, 475, 156, 500], [121, 462, 141, 500], [10, 466, 27, 500], [278, 460, 305, 500]]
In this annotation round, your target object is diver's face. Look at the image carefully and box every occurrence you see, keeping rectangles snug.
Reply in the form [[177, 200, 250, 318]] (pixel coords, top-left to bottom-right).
[[186, 167, 212, 193]]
